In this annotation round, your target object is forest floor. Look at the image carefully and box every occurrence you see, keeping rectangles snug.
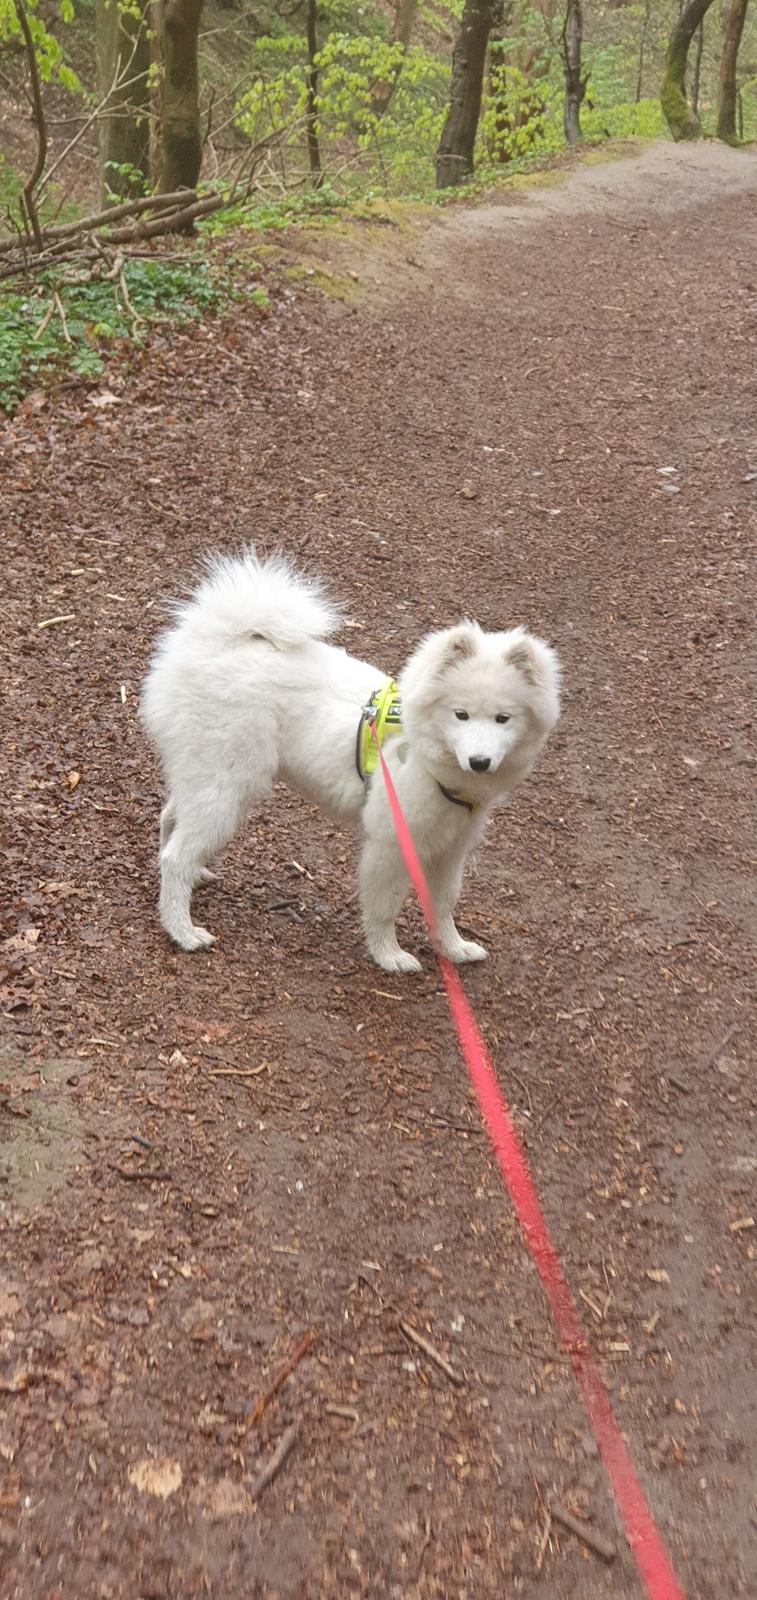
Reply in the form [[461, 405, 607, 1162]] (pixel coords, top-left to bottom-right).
[[2, 140, 756, 1599]]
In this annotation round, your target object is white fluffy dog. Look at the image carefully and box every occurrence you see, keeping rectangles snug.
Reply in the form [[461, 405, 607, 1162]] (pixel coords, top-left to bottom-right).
[[141, 550, 560, 973]]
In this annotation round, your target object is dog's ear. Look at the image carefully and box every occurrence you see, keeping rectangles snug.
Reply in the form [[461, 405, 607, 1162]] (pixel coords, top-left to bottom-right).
[[439, 624, 477, 670], [505, 639, 535, 683], [504, 632, 560, 701], [504, 633, 544, 686]]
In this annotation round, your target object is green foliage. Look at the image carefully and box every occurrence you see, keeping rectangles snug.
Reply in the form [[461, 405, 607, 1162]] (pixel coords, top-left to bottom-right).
[[0, 0, 81, 92], [103, 160, 150, 203], [199, 179, 345, 237], [235, 31, 449, 193], [0, 257, 266, 414], [582, 96, 667, 143]]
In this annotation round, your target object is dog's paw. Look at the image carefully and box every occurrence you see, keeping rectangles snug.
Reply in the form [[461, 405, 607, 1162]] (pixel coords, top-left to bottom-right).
[[376, 948, 423, 975], [195, 868, 218, 887], [449, 939, 488, 964], [175, 924, 217, 952]]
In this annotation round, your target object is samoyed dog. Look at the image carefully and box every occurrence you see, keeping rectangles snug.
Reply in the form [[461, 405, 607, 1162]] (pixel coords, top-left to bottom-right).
[[141, 550, 560, 974]]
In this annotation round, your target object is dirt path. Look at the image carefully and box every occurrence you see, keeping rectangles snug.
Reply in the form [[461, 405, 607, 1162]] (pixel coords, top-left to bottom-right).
[[2, 142, 756, 1599]]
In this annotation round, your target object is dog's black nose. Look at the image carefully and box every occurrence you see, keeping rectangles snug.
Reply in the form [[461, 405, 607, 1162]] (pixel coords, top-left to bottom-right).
[[469, 756, 491, 773]]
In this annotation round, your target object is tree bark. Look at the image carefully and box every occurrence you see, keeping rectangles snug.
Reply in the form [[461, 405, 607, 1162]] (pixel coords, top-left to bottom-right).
[[561, 0, 585, 146], [717, 0, 750, 143], [369, 0, 418, 119], [691, 19, 704, 114], [159, 0, 204, 195], [436, 1, 503, 189], [95, 0, 150, 200], [305, 0, 322, 186], [660, 0, 715, 140], [635, 0, 652, 102], [13, 0, 47, 247]]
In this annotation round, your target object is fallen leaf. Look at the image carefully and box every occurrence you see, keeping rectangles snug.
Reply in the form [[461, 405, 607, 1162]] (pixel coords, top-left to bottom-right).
[[0, 1367, 29, 1394], [645, 1268, 670, 1285], [128, 1456, 182, 1498], [2, 927, 41, 954], [66, 771, 81, 791], [89, 391, 121, 409], [461, 480, 478, 499]]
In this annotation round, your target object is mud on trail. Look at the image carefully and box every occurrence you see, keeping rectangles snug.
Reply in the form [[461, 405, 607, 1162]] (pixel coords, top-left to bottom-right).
[[2, 142, 756, 1598]]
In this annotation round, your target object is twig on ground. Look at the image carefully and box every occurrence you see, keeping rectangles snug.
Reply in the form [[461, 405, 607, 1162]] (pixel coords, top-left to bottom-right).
[[701, 1021, 738, 1071], [666, 1072, 689, 1094], [399, 1319, 464, 1387], [324, 1403, 359, 1422], [208, 1064, 267, 1079], [53, 291, 71, 343], [117, 266, 144, 331], [247, 1328, 319, 1428], [33, 300, 56, 342], [250, 1422, 298, 1501], [550, 1499, 616, 1562], [535, 1506, 552, 1573], [110, 1162, 171, 1182]]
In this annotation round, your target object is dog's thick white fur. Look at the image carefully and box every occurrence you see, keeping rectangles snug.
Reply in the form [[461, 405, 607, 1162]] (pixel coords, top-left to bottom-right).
[[141, 550, 560, 973]]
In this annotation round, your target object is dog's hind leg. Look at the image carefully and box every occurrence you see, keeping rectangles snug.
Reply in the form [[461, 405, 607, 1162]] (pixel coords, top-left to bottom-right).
[[159, 789, 247, 952], [159, 800, 176, 850], [161, 797, 220, 889]]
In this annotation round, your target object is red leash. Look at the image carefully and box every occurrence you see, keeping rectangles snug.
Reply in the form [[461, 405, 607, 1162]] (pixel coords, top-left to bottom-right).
[[374, 736, 686, 1600]]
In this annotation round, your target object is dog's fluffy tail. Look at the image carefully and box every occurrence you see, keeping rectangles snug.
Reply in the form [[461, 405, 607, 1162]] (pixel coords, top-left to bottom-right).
[[173, 548, 340, 650]]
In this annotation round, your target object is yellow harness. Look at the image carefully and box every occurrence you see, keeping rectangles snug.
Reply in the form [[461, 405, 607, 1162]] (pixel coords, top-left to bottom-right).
[[356, 677, 403, 781]]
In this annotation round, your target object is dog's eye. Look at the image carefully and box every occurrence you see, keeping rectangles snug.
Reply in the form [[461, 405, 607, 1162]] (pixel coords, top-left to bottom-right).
[[495, 714, 510, 725], [455, 711, 469, 721]]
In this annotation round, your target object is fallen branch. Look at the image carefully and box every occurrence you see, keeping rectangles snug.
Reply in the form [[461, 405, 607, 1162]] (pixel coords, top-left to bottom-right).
[[550, 1499, 616, 1562], [0, 190, 197, 256], [0, 110, 308, 278], [104, 192, 227, 244], [246, 1328, 319, 1428], [250, 1422, 298, 1501]]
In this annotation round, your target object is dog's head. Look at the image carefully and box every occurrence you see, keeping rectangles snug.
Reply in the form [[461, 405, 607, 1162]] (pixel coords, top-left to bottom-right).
[[399, 622, 560, 787]]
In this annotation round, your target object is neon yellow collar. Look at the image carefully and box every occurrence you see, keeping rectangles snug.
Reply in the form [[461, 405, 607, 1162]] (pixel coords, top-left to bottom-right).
[[356, 677, 402, 780]]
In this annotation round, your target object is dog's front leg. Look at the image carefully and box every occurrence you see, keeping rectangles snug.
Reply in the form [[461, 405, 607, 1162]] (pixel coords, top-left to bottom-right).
[[428, 846, 487, 965], [359, 841, 421, 974]]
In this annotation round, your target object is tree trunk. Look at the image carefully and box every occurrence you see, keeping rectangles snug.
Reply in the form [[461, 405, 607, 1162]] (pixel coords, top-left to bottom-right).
[[691, 19, 704, 114], [561, 0, 585, 146], [660, 0, 715, 140], [717, 0, 750, 143], [305, 0, 322, 186], [634, 0, 652, 102], [369, 0, 418, 119], [159, 0, 204, 195], [95, 0, 151, 201], [436, 1, 503, 189]]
